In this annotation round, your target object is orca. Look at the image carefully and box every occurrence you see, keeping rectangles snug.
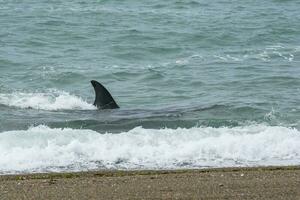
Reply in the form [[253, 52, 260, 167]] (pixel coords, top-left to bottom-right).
[[91, 80, 119, 109]]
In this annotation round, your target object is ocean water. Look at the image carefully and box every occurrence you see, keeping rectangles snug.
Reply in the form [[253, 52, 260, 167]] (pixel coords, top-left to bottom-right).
[[0, 0, 300, 174]]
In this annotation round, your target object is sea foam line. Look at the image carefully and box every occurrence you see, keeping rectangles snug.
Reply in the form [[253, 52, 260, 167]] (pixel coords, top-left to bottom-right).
[[0, 125, 299, 174], [0, 90, 96, 110]]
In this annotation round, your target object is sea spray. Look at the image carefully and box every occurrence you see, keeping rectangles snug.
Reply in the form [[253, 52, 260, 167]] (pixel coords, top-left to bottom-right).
[[0, 90, 96, 110], [0, 124, 299, 174]]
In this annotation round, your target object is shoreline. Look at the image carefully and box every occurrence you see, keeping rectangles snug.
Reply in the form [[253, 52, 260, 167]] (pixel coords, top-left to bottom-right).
[[1, 165, 300, 180], [1, 166, 300, 199]]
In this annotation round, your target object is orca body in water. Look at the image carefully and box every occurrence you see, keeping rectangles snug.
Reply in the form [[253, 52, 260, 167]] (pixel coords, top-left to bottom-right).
[[91, 80, 119, 109]]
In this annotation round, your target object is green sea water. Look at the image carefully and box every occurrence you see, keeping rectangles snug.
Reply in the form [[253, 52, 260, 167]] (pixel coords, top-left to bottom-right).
[[0, 0, 300, 173], [1, 0, 299, 132]]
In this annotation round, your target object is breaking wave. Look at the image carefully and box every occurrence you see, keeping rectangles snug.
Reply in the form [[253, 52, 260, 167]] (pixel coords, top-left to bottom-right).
[[0, 124, 299, 174], [0, 90, 96, 110]]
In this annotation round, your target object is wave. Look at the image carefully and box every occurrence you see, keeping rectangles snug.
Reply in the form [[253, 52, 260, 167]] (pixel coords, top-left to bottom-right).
[[0, 124, 299, 174], [0, 90, 96, 111]]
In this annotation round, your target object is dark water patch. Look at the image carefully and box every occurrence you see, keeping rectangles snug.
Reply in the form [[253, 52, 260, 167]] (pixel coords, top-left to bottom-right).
[[0, 102, 286, 133]]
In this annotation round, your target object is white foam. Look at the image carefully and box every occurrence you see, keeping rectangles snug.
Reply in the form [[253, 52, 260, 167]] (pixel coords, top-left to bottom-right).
[[0, 90, 96, 110], [0, 124, 299, 174]]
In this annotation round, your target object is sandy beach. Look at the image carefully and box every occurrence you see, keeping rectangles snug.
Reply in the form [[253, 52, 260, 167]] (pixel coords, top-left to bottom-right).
[[1, 166, 299, 200]]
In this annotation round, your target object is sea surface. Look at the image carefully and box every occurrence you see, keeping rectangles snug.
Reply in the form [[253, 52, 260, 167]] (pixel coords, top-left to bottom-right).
[[0, 0, 300, 174]]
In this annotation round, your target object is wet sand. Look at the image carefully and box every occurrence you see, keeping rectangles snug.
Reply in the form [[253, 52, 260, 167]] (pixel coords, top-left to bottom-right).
[[1, 166, 300, 200]]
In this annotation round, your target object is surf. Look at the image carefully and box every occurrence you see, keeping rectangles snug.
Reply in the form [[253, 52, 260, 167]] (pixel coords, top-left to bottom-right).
[[0, 90, 96, 111], [0, 124, 299, 174]]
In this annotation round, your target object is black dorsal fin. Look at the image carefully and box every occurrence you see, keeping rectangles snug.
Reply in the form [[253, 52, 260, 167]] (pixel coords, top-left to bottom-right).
[[91, 80, 119, 109]]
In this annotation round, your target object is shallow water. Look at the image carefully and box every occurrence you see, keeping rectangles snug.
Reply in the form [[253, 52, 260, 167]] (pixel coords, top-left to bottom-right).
[[0, 0, 300, 174]]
